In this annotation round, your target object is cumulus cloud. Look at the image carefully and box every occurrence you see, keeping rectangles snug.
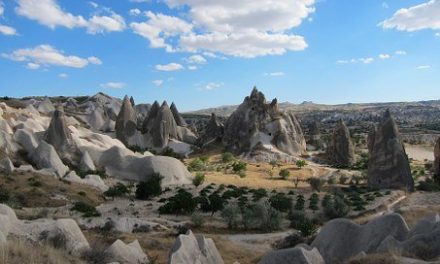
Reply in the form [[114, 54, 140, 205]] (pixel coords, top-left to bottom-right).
[[26, 62, 40, 70], [188, 65, 197, 70], [129, 8, 141, 16], [152, 79, 163, 86], [16, 0, 126, 34], [58, 73, 68, 78], [395, 50, 407, 55], [131, 0, 315, 58], [381, 0, 440, 31], [155, 62, 184, 71], [264, 72, 285, 77], [0, 24, 17, 35], [337, 57, 374, 64], [100, 82, 126, 89], [2, 44, 102, 68], [185, 54, 206, 64], [0, 2, 3, 16], [204, 82, 224, 90], [379, 54, 390, 59]]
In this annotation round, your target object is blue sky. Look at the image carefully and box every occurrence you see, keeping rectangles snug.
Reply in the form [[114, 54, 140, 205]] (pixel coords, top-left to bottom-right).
[[0, 0, 439, 111]]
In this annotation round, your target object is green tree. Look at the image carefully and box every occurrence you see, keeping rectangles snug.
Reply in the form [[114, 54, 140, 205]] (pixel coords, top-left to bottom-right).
[[135, 173, 163, 200], [279, 169, 290, 180], [296, 160, 307, 169]]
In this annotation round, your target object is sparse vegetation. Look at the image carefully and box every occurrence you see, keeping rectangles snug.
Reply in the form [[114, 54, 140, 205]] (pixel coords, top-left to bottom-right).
[[193, 172, 206, 187], [308, 177, 325, 192], [222, 152, 234, 163], [103, 182, 130, 198], [71, 201, 101, 217], [135, 173, 163, 200], [296, 160, 307, 169], [279, 169, 290, 180]]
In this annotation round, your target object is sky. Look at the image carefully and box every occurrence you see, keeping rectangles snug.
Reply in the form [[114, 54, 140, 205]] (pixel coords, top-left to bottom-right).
[[0, 0, 439, 111]]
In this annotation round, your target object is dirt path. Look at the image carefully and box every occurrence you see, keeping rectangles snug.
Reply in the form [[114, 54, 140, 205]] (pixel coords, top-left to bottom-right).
[[220, 231, 293, 253]]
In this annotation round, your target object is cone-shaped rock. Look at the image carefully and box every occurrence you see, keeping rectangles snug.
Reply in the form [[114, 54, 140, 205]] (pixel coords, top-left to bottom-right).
[[368, 110, 414, 191], [327, 119, 356, 167], [130, 96, 135, 107], [141, 100, 160, 134], [151, 101, 179, 148], [170, 102, 187, 127], [223, 87, 306, 156], [115, 95, 137, 145], [434, 137, 440, 183], [309, 121, 325, 150], [44, 106, 72, 153], [198, 113, 224, 147]]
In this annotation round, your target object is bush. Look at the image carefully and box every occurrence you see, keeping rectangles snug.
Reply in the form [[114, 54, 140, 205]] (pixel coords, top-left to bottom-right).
[[252, 188, 268, 201], [339, 175, 349, 185], [200, 193, 225, 215], [289, 210, 316, 237], [238, 171, 247, 178], [71, 202, 101, 217], [232, 161, 247, 174], [191, 212, 205, 228], [158, 189, 197, 215], [269, 193, 292, 213], [135, 173, 163, 200], [104, 183, 129, 198], [222, 152, 234, 163], [295, 195, 305, 211], [418, 178, 440, 192], [161, 147, 180, 158], [324, 196, 350, 219], [279, 169, 290, 180], [308, 177, 324, 192], [0, 186, 10, 203], [296, 160, 307, 169], [273, 234, 305, 249], [221, 202, 242, 229], [193, 173, 206, 187], [188, 158, 207, 171], [243, 201, 282, 232]]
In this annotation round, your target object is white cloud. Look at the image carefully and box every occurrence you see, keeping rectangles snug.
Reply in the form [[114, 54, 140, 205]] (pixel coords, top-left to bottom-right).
[[0, 3, 4, 16], [264, 72, 285, 77], [130, 11, 193, 51], [129, 0, 150, 2], [100, 82, 126, 89], [188, 65, 197, 70], [204, 82, 224, 90], [381, 0, 440, 32], [185, 54, 206, 64], [26, 62, 40, 70], [3, 44, 102, 68], [436, 32, 440, 36], [131, 0, 315, 58], [16, 0, 126, 34], [152, 80, 163, 86], [129, 8, 141, 16], [58, 73, 68, 78], [382, 2, 389, 9], [0, 24, 17, 35], [416, 65, 431, 70], [89, 2, 98, 8], [395, 50, 407, 55], [337, 57, 374, 64], [155, 62, 184, 71], [379, 54, 390, 59]]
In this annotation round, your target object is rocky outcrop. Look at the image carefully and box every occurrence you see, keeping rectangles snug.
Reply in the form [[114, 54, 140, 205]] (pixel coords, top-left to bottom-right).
[[79, 150, 96, 172], [258, 245, 324, 264], [368, 110, 414, 191], [44, 107, 73, 154], [105, 239, 149, 264], [14, 129, 38, 153], [115, 96, 137, 146], [30, 141, 69, 177], [434, 137, 440, 182], [307, 121, 325, 150], [169, 230, 224, 264], [223, 87, 306, 157], [197, 113, 224, 147], [326, 119, 356, 167], [170, 102, 187, 127], [0, 157, 14, 174], [311, 213, 409, 263], [37, 98, 55, 114], [142, 101, 160, 134]]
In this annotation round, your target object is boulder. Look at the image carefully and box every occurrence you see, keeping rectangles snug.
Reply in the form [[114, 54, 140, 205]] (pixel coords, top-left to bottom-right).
[[64, 171, 108, 191], [14, 128, 39, 153], [169, 230, 224, 264], [115, 96, 137, 146], [44, 107, 73, 154], [105, 239, 149, 264], [37, 98, 55, 114], [311, 213, 409, 263], [170, 102, 187, 127], [30, 141, 69, 177], [368, 110, 414, 191], [223, 87, 306, 157], [0, 130, 19, 155], [258, 245, 324, 264], [434, 137, 440, 182], [326, 119, 356, 167], [79, 150, 96, 172], [0, 157, 14, 174], [198, 113, 224, 147]]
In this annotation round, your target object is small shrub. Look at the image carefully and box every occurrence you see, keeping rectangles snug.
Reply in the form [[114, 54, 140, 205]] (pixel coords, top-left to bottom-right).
[[232, 161, 247, 174], [221, 203, 241, 229], [135, 173, 163, 200], [222, 152, 234, 163], [269, 193, 292, 213], [339, 175, 349, 185], [0, 186, 10, 203], [71, 202, 101, 217], [273, 233, 305, 249], [296, 160, 307, 169], [188, 158, 206, 171], [238, 171, 246, 178], [191, 212, 205, 228], [28, 177, 42, 187], [295, 195, 305, 211], [193, 173, 206, 187], [279, 169, 290, 180], [158, 189, 196, 215], [324, 196, 350, 219], [104, 183, 129, 198]]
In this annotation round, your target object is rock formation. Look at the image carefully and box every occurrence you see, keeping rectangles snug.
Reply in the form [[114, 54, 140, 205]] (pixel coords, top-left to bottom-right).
[[130, 96, 135, 107], [308, 121, 325, 150], [0, 157, 14, 174], [30, 141, 69, 177], [368, 110, 414, 191], [169, 230, 224, 264], [435, 137, 440, 183], [170, 102, 187, 127], [115, 95, 137, 146], [223, 87, 306, 158], [197, 113, 224, 147], [105, 239, 149, 264], [311, 213, 409, 263], [258, 245, 324, 264], [150, 101, 179, 148], [142, 101, 160, 134], [44, 107, 73, 154], [326, 119, 356, 167], [79, 150, 96, 172]]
